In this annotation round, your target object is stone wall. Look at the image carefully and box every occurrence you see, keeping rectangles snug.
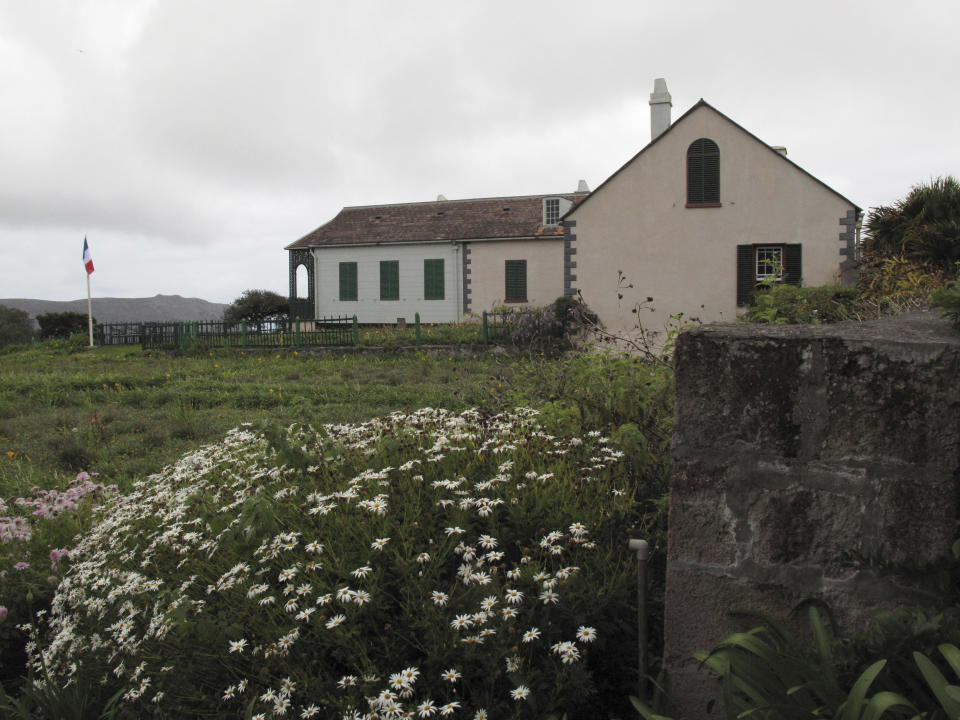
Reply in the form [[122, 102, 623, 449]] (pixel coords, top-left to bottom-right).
[[665, 313, 960, 718]]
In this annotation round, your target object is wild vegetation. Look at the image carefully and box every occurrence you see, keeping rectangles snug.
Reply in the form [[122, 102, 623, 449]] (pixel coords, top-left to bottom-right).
[[0, 336, 673, 718]]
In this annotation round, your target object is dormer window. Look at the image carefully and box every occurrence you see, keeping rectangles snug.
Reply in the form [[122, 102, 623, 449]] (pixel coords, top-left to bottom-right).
[[543, 197, 572, 225], [544, 198, 560, 225]]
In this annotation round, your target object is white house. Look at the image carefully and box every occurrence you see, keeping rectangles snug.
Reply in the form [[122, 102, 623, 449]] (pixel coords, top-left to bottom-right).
[[286, 191, 587, 323]]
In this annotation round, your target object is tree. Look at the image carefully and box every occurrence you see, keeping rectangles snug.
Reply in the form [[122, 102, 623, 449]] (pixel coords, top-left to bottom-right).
[[0, 305, 35, 348], [36, 311, 94, 340], [863, 175, 960, 272], [223, 289, 289, 331]]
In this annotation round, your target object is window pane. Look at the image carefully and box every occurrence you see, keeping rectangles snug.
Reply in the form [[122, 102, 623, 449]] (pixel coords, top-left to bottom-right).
[[505, 260, 527, 302], [424, 259, 444, 300], [544, 198, 560, 225], [380, 260, 399, 300], [339, 262, 357, 301], [755, 246, 783, 281]]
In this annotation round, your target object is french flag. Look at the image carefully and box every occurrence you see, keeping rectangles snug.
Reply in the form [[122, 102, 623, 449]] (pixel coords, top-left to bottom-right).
[[83, 236, 94, 275]]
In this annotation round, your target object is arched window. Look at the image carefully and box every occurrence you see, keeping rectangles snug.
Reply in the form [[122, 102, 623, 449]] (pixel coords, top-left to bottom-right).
[[295, 264, 309, 299], [687, 138, 720, 206]]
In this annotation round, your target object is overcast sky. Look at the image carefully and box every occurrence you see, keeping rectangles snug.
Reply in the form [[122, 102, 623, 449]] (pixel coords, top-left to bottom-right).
[[1, 0, 957, 304]]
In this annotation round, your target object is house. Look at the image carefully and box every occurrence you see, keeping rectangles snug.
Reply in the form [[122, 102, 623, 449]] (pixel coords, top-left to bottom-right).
[[287, 79, 860, 334], [286, 189, 588, 323], [564, 79, 861, 340]]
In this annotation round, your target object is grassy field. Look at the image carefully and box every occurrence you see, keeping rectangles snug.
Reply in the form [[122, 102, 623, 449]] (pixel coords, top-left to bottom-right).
[[0, 336, 675, 716], [0, 340, 529, 497]]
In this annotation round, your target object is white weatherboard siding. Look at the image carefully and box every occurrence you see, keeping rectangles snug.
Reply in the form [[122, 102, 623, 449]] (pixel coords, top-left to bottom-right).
[[312, 244, 462, 324]]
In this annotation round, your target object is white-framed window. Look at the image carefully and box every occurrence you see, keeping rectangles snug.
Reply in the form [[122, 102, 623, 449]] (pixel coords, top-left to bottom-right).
[[755, 246, 783, 282], [544, 198, 560, 225]]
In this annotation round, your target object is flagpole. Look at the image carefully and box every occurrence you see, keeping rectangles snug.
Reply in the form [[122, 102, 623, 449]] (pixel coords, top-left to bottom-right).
[[87, 271, 94, 348]]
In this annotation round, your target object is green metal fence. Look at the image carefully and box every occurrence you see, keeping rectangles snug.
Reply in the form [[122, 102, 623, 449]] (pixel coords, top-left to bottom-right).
[[94, 312, 521, 351], [97, 317, 356, 351], [481, 311, 513, 344]]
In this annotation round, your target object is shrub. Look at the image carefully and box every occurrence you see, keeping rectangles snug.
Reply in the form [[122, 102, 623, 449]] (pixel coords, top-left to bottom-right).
[[863, 176, 960, 272], [223, 289, 289, 331], [0, 306, 34, 349], [855, 254, 954, 319], [491, 297, 597, 355], [740, 284, 858, 324], [32, 408, 655, 719], [931, 281, 960, 328], [36, 313, 94, 340]]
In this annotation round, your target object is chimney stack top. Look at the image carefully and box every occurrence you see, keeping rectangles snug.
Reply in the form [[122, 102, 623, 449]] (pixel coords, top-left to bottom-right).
[[649, 78, 672, 141]]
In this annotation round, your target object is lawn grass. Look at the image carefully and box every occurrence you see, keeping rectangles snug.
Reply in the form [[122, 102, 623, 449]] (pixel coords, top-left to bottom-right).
[[0, 340, 523, 496]]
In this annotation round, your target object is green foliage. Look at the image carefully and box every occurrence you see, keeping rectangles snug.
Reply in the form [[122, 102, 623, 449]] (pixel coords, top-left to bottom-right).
[[632, 604, 960, 720], [912, 644, 960, 718], [632, 608, 919, 720], [863, 176, 960, 272], [0, 306, 34, 349], [694, 608, 918, 719], [36, 311, 93, 340], [931, 281, 960, 327], [740, 284, 858, 324], [223, 289, 289, 329]]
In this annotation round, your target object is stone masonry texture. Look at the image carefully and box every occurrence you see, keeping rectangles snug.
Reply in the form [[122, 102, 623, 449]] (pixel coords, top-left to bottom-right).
[[665, 312, 960, 719]]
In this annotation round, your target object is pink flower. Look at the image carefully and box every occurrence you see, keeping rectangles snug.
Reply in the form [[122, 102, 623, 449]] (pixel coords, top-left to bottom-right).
[[13, 562, 29, 570], [0, 606, 7, 621]]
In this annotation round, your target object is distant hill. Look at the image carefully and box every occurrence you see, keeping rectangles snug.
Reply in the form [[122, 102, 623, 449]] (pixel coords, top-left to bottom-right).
[[0, 295, 230, 325]]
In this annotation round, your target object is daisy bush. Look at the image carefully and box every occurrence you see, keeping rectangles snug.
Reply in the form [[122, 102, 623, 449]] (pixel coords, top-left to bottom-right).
[[32, 407, 644, 718]]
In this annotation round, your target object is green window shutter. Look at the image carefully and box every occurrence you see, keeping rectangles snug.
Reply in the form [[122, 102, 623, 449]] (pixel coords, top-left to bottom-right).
[[687, 138, 720, 204], [784, 244, 802, 286], [736, 245, 755, 307], [505, 260, 527, 302], [339, 262, 357, 301], [380, 260, 399, 300], [424, 259, 444, 300]]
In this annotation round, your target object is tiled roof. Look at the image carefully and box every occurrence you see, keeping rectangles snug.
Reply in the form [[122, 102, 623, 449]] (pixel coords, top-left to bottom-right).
[[286, 193, 587, 250]]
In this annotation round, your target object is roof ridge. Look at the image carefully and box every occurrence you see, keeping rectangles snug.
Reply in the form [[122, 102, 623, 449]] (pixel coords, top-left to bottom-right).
[[341, 191, 588, 210]]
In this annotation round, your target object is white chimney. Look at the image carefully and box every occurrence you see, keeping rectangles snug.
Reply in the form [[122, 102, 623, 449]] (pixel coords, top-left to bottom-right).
[[649, 78, 672, 141], [577, 179, 590, 193]]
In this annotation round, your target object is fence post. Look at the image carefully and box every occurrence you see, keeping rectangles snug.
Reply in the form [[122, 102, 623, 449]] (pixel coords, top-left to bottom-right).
[[415, 312, 421, 345], [482, 311, 489, 344], [241, 320, 248, 346], [628, 539, 650, 702], [352, 315, 359, 347], [295, 318, 300, 347]]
